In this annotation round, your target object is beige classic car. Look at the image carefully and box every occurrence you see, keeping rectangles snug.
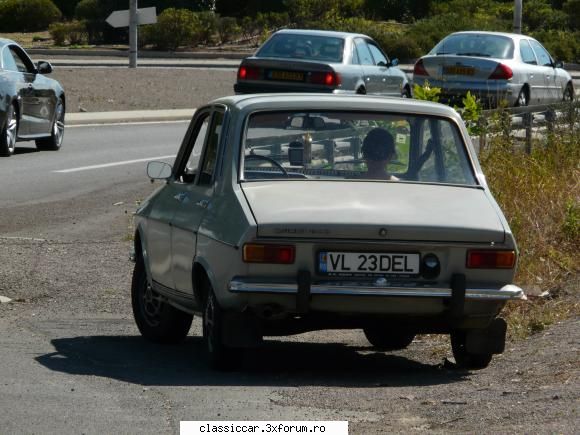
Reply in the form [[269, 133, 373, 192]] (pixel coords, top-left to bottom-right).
[[131, 94, 524, 370]]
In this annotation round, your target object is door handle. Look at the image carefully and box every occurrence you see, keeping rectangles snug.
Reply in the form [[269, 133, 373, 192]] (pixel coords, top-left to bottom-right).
[[196, 199, 209, 209]]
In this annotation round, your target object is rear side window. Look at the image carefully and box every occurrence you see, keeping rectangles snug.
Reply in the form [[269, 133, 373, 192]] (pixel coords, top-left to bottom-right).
[[257, 34, 344, 62], [520, 40, 537, 64]]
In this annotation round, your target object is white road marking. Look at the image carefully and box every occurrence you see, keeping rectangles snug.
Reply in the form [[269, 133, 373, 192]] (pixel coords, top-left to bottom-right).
[[66, 120, 189, 128], [54, 155, 176, 173]]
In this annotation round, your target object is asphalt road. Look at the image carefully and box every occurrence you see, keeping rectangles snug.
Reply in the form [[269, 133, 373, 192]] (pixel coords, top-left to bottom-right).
[[0, 124, 578, 434]]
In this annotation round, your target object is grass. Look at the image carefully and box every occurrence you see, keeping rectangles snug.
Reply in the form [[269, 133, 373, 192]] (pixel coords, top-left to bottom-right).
[[0, 31, 52, 48], [479, 103, 580, 339]]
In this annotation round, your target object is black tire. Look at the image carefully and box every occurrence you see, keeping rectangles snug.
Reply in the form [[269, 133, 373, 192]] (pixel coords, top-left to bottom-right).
[[363, 327, 415, 351], [203, 284, 240, 370], [131, 256, 193, 344], [0, 104, 17, 157], [36, 97, 65, 151], [450, 330, 493, 370], [563, 83, 574, 102], [515, 87, 528, 107], [401, 87, 411, 98], [356, 86, 366, 95]]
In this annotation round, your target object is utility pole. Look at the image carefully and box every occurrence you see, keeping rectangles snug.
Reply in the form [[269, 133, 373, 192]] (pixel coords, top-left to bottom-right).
[[129, 0, 138, 68], [513, 0, 522, 34]]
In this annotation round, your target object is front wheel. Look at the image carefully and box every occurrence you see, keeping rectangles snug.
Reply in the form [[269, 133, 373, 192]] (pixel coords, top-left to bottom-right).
[[0, 104, 17, 157], [36, 97, 65, 151], [563, 83, 574, 102], [515, 88, 528, 107], [131, 256, 193, 344], [363, 327, 415, 351]]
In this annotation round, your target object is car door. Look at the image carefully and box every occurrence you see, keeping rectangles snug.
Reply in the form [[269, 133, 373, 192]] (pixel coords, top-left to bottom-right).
[[518, 39, 544, 104], [170, 108, 225, 294], [353, 38, 378, 94], [7, 45, 54, 136], [145, 111, 211, 290], [1, 45, 30, 136], [529, 39, 560, 103], [366, 41, 402, 96]]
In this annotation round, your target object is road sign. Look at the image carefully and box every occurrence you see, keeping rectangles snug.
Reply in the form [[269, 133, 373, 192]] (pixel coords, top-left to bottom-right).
[[106, 7, 157, 28]]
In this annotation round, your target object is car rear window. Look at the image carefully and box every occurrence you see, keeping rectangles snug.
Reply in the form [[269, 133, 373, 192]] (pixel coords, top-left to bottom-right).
[[430, 34, 514, 59], [242, 111, 477, 186], [257, 34, 344, 62]]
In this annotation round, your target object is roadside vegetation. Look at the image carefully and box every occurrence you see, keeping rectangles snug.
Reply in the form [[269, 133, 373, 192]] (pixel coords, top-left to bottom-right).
[[0, 0, 579, 62]]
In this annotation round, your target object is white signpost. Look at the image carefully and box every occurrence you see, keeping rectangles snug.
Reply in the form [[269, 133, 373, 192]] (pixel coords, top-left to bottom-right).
[[106, 1, 157, 68]]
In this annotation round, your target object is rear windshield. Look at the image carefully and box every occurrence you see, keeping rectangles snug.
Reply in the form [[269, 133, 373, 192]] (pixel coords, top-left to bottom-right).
[[430, 34, 514, 59], [257, 34, 344, 62], [242, 111, 477, 186]]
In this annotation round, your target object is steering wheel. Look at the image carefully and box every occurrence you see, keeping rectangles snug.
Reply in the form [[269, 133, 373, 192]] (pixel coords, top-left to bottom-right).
[[245, 154, 288, 176]]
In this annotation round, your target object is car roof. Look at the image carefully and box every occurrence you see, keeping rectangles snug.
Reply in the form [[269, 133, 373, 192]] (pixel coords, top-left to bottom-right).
[[273, 28, 369, 40], [447, 31, 532, 41], [208, 94, 460, 119]]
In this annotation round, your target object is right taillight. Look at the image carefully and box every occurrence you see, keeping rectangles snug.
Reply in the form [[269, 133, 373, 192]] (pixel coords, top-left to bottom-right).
[[467, 250, 516, 269], [237, 66, 260, 80], [243, 244, 295, 264], [488, 63, 513, 80], [413, 59, 429, 76]]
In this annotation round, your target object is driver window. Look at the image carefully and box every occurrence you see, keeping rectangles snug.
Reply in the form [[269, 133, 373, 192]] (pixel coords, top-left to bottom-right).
[[198, 110, 224, 185], [9, 47, 31, 73], [529, 40, 552, 67], [368, 43, 388, 66], [180, 115, 210, 183], [2, 48, 19, 72], [354, 39, 374, 65]]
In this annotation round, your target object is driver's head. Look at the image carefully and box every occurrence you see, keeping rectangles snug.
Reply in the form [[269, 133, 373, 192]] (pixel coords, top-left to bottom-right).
[[362, 128, 396, 162]]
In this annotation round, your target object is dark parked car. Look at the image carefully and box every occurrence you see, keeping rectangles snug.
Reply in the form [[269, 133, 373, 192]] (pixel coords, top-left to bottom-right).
[[234, 29, 410, 97], [0, 38, 65, 157]]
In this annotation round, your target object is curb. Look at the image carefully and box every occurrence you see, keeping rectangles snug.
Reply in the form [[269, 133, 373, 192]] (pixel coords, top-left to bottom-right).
[[66, 109, 195, 125], [27, 48, 250, 60]]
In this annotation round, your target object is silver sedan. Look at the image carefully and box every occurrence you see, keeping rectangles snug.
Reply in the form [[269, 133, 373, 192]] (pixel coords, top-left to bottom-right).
[[413, 31, 574, 107], [234, 29, 411, 97], [132, 94, 524, 371]]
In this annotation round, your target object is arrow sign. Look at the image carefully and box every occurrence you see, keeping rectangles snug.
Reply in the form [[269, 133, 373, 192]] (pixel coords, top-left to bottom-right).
[[106, 7, 157, 28]]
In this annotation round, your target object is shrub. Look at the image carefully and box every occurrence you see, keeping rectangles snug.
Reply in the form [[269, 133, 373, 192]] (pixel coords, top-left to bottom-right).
[[145, 8, 200, 50], [216, 16, 241, 44], [531, 30, 580, 63], [52, 0, 83, 19], [0, 0, 62, 32], [49, 21, 88, 46], [196, 11, 218, 44], [74, 0, 103, 21]]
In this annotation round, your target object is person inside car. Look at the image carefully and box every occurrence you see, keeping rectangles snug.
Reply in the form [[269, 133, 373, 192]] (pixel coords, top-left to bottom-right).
[[362, 127, 399, 180]]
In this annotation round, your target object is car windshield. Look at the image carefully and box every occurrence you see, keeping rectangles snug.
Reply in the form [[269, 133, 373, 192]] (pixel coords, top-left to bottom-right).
[[430, 34, 514, 59], [257, 34, 344, 62], [242, 111, 477, 186]]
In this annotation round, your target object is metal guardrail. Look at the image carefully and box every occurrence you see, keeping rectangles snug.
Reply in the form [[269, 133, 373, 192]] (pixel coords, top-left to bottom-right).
[[478, 100, 579, 153]]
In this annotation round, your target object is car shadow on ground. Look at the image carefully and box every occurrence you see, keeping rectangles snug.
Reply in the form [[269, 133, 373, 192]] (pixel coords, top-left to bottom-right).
[[36, 335, 468, 387], [14, 146, 39, 155]]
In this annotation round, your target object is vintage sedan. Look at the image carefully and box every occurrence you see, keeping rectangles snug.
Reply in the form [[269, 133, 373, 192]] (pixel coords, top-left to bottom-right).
[[413, 31, 574, 107], [234, 29, 411, 97], [0, 38, 65, 157], [131, 94, 525, 370]]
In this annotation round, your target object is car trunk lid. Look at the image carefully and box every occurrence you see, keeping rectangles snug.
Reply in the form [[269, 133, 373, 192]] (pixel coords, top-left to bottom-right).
[[420, 55, 507, 82], [241, 181, 505, 243]]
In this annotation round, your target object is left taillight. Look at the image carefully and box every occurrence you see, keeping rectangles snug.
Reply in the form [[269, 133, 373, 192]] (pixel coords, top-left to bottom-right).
[[467, 250, 516, 269], [238, 66, 260, 80], [488, 63, 513, 80], [310, 71, 341, 87], [243, 244, 295, 264]]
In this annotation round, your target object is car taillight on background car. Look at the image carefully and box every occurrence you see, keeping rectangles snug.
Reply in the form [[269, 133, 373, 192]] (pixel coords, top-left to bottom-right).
[[238, 66, 260, 80], [243, 244, 296, 264], [413, 59, 429, 77], [467, 250, 516, 269], [488, 63, 513, 80], [310, 71, 341, 86]]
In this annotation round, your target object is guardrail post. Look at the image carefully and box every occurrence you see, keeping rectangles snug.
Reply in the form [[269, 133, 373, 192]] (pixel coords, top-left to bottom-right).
[[478, 115, 487, 152], [546, 109, 556, 139], [524, 112, 533, 154]]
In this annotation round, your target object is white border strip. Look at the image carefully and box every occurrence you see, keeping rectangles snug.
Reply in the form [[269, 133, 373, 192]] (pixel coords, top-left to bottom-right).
[[54, 155, 175, 173]]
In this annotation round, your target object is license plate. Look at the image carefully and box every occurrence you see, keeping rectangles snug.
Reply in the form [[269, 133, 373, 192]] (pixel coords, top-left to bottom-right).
[[270, 70, 304, 81], [443, 66, 475, 76], [319, 251, 420, 276]]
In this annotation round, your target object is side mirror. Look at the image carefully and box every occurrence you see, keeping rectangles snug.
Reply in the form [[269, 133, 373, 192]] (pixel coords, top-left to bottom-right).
[[554, 60, 564, 69], [147, 161, 172, 180], [389, 58, 399, 67], [377, 61, 387, 67], [36, 61, 53, 74]]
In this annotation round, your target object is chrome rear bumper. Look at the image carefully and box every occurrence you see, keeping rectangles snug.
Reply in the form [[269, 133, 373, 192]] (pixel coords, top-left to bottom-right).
[[229, 278, 526, 301]]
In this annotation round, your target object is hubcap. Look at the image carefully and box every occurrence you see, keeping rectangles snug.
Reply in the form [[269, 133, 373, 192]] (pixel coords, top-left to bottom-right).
[[53, 102, 65, 147], [141, 282, 162, 326], [6, 108, 16, 153], [204, 295, 216, 353]]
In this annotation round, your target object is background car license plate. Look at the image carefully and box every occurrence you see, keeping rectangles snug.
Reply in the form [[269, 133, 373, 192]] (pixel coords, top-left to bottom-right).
[[319, 252, 420, 275], [270, 70, 304, 81], [443, 66, 475, 76]]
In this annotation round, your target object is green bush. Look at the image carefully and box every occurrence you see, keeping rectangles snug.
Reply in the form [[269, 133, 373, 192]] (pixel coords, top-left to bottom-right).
[[196, 11, 218, 44], [145, 8, 200, 50], [52, 0, 83, 19], [216, 16, 241, 44], [0, 0, 62, 32], [49, 20, 88, 46], [74, 0, 103, 21], [532, 30, 580, 63]]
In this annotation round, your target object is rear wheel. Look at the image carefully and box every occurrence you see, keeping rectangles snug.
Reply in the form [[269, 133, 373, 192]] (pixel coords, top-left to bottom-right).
[[131, 255, 193, 344], [356, 86, 366, 95], [363, 327, 415, 351], [0, 104, 17, 157], [515, 87, 528, 107], [36, 97, 65, 151], [203, 284, 240, 370], [401, 87, 411, 98], [450, 331, 493, 370]]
